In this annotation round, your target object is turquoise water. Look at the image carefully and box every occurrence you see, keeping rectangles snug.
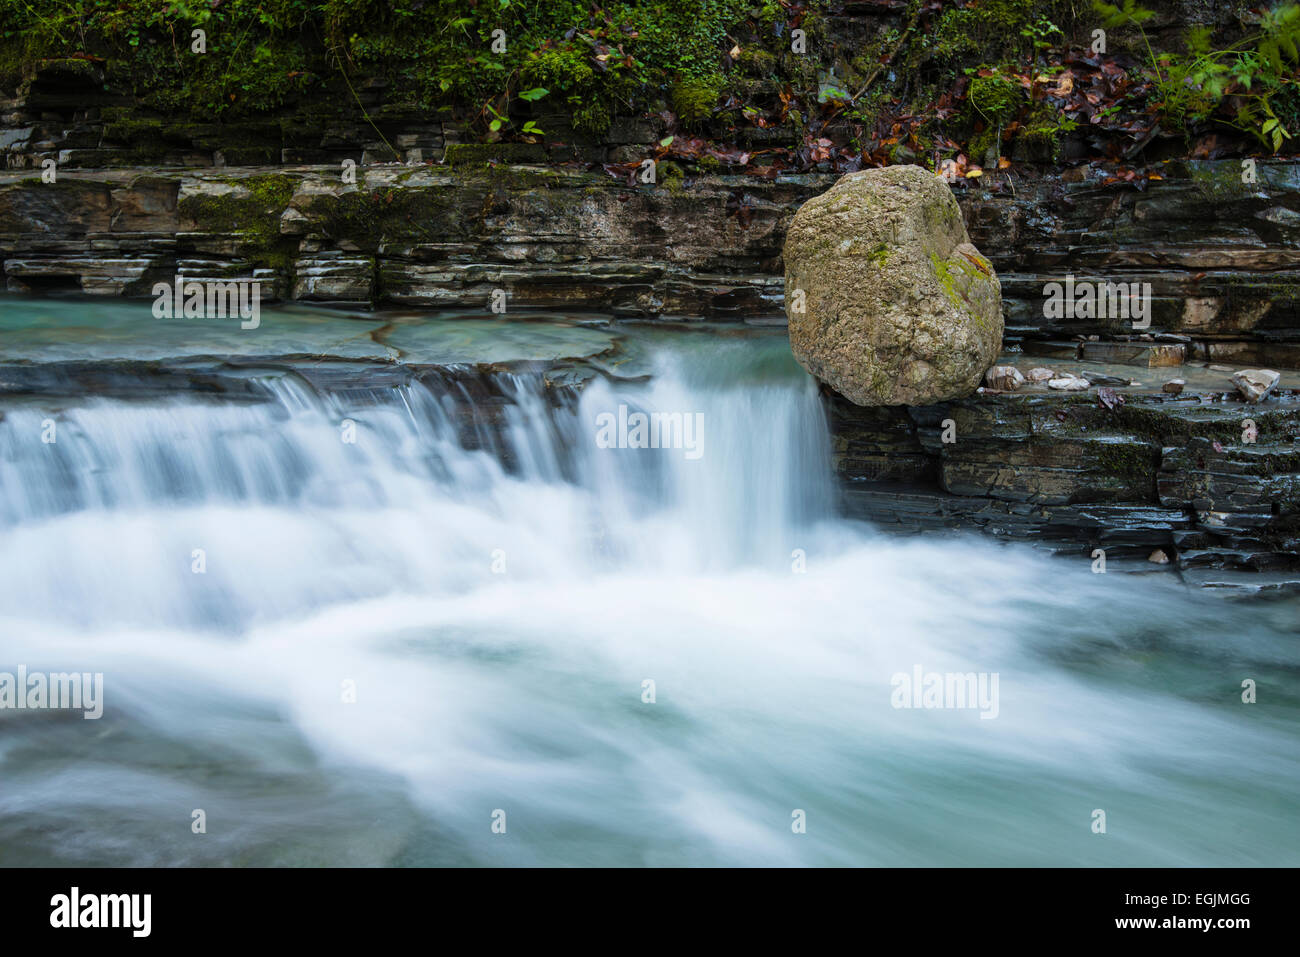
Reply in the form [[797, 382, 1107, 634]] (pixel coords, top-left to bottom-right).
[[0, 297, 1297, 866]]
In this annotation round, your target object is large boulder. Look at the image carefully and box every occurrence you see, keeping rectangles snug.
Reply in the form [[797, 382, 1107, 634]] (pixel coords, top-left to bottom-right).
[[783, 165, 1003, 406]]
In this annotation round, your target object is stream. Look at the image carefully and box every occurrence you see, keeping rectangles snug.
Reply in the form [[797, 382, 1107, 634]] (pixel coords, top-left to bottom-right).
[[1, 299, 1297, 866]]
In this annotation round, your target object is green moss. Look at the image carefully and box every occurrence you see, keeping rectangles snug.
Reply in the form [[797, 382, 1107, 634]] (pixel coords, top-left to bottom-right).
[[178, 174, 297, 269], [930, 253, 965, 308], [932, 0, 1065, 62], [670, 74, 724, 124], [0, 0, 749, 133], [308, 183, 501, 250], [734, 47, 777, 76], [657, 160, 686, 192], [1016, 101, 1078, 162], [968, 126, 1000, 165], [521, 45, 633, 136], [968, 72, 1024, 127], [445, 143, 547, 166], [1187, 160, 1260, 201], [1094, 440, 1159, 480], [930, 248, 995, 322]]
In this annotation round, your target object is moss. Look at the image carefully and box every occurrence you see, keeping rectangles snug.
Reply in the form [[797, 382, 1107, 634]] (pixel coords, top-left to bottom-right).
[[309, 184, 493, 250], [444, 143, 547, 166], [1094, 440, 1159, 480], [967, 72, 1024, 127], [670, 74, 724, 124], [1015, 101, 1077, 162], [734, 47, 777, 77], [657, 160, 686, 192], [930, 248, 995, 328], [178, 174, 297, 269], [0, 0, 746, 131], [20, 56, 101, 86], [521, 45, 634, 136], [932, 0, 1051, 62], [968, 125, 1002, 166], [1186, 160, 1259, 201], [930, 253, 966, 308]]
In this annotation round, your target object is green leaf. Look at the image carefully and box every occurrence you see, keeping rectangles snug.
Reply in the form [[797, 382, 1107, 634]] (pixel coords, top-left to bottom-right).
[[1187, 26, 1214, 56], [489, 118, 502, 132], [517, 87, 549, 101]]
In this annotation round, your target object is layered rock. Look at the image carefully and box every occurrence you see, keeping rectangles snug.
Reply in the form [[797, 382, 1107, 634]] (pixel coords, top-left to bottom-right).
[[829, 360, 1300, 593]]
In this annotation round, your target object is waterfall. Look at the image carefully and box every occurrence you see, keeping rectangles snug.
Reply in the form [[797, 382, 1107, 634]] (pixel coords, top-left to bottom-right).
[[1, 335, 1298, 866]]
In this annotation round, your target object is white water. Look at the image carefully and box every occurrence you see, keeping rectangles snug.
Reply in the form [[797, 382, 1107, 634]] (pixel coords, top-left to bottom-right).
[[1, 337, 1297, 866]]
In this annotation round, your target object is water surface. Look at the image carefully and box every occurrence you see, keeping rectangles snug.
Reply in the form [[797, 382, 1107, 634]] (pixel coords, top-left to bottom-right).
[[1, 299, 1296, 866]]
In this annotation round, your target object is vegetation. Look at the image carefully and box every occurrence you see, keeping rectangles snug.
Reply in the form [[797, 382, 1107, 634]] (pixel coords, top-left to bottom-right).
[[0, 0, 1296, 178], [1096, 0, 1300, 151]]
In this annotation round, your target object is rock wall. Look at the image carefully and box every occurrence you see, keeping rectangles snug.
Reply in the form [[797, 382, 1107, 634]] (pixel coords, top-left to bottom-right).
[[828, 383, 1300, 591], [4, 157, 1299, 350]]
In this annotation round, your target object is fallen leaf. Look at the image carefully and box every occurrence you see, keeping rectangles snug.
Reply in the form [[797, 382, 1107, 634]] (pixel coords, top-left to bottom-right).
[[1097, 387, 1125, 410]]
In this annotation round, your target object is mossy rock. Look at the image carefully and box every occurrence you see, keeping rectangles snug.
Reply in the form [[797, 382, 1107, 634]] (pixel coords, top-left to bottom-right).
[[670, 75, 724, 124], [178, 174, 298, 268], [445, 143, 548, 166], [784, 165, 1003, 406]]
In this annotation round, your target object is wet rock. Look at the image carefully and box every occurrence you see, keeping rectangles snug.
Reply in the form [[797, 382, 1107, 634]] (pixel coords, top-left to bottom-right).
[[291, 255, 374, 302], [1162, 378, 1186, 394], [984, 365, 1025, 391], [783, 165, 1002, 406], [1025, 367, 1056, 383], [1231, 368, 1280, 402], [830, 381, 1300, 585], [1082, 341, 1185, 367], [1148, 549, 1170, 564], [279, 207, 310, 235], [1048, 374, 1090, 391], [1087, 373, 1132, 387]]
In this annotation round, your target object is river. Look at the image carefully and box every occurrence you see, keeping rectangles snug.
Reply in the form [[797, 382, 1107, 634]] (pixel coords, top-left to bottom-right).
[[1, 302, 1297, 865]]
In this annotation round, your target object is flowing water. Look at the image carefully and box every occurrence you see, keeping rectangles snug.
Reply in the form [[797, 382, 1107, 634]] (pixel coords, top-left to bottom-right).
[[1, 320, 1297, 866]]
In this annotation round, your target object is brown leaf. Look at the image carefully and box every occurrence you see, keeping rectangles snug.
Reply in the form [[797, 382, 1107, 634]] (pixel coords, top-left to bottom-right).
[[1097, 387, 1125, 411]]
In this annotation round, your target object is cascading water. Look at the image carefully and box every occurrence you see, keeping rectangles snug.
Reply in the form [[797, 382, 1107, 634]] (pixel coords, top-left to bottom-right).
[[1, 332, 1298, 866]]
